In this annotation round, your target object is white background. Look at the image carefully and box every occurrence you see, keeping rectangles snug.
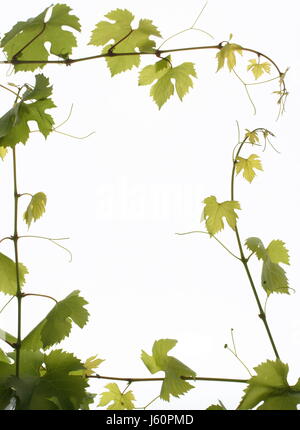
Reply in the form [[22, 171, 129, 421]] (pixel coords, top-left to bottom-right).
[[0, 0, 300, 410]]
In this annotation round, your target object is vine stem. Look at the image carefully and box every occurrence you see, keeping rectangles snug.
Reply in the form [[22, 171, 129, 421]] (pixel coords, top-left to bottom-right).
[[231, 130, 280, 360], [12, 147, 22, 378], [88, 374, 248, 384]]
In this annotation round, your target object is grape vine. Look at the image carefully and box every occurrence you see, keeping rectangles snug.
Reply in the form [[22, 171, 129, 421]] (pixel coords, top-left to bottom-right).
[[0, 3, 298, 411]]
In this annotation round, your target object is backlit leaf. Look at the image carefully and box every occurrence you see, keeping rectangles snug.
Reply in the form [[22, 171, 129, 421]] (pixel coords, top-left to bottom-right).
[[0, 74, 55, 148], [216, 43, 243, 71], [266, 240, 289, 265], [245, 129, 259, 144], [139, 59, 197, 108], [261, 258, 289, 295], [202, 196, 241, 235], [89, 9, 161, 76], [245, 237, 266, 260], [247, 59, 271, 80], [1, 4, 81, 72], [22, 290, 89, 350], [141, 339, 196, 401], [82, 355, 104, 377], [235, 154, 263, 183], [99, 383, 135, 410], [238, 360, 300, 410], [0, 253, 28, 295], [23, 192, 47, 228]]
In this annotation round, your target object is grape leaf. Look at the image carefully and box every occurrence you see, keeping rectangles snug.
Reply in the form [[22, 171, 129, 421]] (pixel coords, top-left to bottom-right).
[[0, 74, 55, 148], [247, 59, 271, 80], [99, 383, 135, 410], [245, 237, 266, 260], [23, 192, 47, 228], [266, 240, 290, 265], [235, 154, 263, 183], [238, 360, 300, 410], [202, 196, 241, 235], [261, 258, 289, 295], [10, 350, 88, 410], [1, 4, 81, 72], [89, 9, 161, 76], [245, 237, 290, 295], [22, 290, 89, 350], [139, 59, 197, 108], [216, 43, 243, 71], [82, 355, 104, 377], [245, 129, 259, 144], [0, 147, 8, 160], [141, 339, 196, 401], [0, 253, 28, 295]]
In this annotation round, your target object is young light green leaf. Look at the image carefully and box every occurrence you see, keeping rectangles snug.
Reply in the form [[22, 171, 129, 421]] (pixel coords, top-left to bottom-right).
[[216, 43, 243, 71], [139, 59, 197, 108], [0, 253, 28, 295], [238, 360, 300, 410], [235, 154, 263, 183], [99, 383, 135, 410], [245, 129, 259, 145], [0, 74, 55, 148], [202, 196, 241, 235], [141, 339, 196, 401], [1, 4, 81, 72], [266, 240, 289, 265], [82, 355, 104, 377], [261, 258, 289, 295], [22, 290, 89, 350], [247, 59, 271, 80], [23, 192, 47, 228], [245, 237, 266, 260], [89, 9, 161, 76]]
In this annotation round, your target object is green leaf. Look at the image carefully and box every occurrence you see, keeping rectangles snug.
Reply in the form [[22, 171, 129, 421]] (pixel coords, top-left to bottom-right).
[[1, 4, 81, 72], [139, 59, 197, 108], [245, 129, 259, 144], [82, 355, 104, 377], [10, 350, 88, 410], [235, 154, 263, 183], [245, 237, 290, 295], [89, 9, 161, 76], [99, 383, 135, 410], [0, 74, 56, 148], [238, 360, 300, 410], [245, 237, 266, 260], [141, 339, 196, 401], [0, 253, 28, 295], [266, 240, 290, 265], [261, 258, 289, 295], [247, 59, 271, 80], [23, 192, 47, 228], [22, 74, 53, 101], [216, 43, 243, 71], [22, 290, 89, 350], [202, 196, 241, 235]]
